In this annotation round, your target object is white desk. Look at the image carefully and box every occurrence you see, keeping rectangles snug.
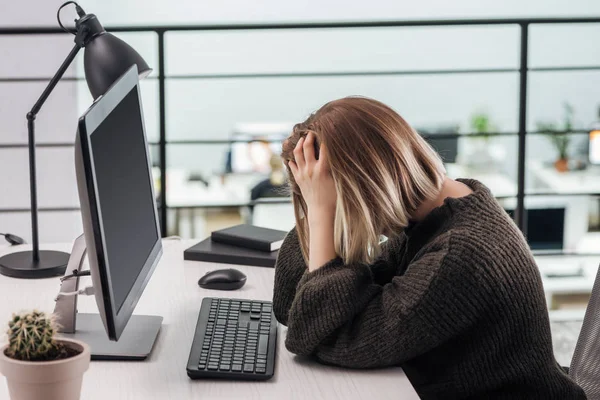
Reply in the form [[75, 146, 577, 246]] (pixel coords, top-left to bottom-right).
[[529, 162, 600, 195], [0, 240, 418, 400]]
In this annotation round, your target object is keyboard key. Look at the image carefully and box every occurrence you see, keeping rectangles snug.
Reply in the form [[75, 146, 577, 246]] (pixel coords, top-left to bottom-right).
[[244, 363, 254, 372], [258, 334, 269, 355], [219, 364, 230, 371], [232, 364, 242, 372], [198, 363, 206, 369], [256, 367, 266, 374], [208, 364, 219, 371]]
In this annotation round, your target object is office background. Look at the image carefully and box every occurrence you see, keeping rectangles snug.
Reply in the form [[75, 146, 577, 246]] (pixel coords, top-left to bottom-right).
[[1, 0, 600, 253]]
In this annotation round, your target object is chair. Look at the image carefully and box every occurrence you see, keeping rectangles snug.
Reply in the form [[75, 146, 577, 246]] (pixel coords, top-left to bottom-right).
[[569, 263, 600, 398]]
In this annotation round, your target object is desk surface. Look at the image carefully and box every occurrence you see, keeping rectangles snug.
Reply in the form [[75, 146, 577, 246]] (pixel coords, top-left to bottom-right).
[[529, 162, 600, 194], [0, 240, 418, 400]]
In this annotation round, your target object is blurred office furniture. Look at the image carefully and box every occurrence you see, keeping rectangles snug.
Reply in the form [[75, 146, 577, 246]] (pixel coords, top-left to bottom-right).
[[250, 155, 288, 201], [503, 195, 588, 253], [529, 161, 600, 195], [505, 207, 565, 251], [0, 240, 420, 400], [251, 199, 295, 232], [226, 123, 292, 174], [445, 163, 517, 198], [419, 125, 460, 164], [529, 160, 598, 244]]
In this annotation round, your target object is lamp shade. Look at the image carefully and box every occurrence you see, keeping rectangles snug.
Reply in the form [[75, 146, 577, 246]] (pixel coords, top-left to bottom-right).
[[84, 32, 152, 99]]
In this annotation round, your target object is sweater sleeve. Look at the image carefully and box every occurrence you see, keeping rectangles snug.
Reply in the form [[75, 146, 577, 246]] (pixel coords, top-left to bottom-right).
[[273, 229, 407, 326], [284, 237, 482, 368], [273, 227, 307, 326]]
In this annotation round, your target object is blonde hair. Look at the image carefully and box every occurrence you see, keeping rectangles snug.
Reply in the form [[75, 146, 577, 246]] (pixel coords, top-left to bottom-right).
[[281, 97, 445, 265]]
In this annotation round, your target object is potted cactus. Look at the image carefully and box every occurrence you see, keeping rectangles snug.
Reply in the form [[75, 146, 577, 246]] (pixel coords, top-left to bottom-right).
[[0, 310, 90, 400]]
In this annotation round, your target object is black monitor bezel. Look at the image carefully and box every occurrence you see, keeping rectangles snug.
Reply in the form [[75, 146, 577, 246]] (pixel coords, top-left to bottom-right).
[[76, 65, 162, 341]]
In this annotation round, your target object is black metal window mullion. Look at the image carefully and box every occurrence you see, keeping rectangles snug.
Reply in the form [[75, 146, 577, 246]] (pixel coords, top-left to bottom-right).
[[157, 29, 168, 237], [515, 23, 529, 235]]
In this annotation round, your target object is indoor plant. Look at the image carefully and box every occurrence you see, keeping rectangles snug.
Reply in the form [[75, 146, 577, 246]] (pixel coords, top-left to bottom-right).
[[470, 111, 495, 142], [536, 102, 574, 172], [464, 110, 503, 172], [0, 310, 90, 400]]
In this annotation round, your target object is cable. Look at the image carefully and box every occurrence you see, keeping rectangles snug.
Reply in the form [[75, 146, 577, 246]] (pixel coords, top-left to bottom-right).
[[56, 1, 79, 35], [55, 286, 95, 300], [60, 269, 91, 282], [0, 233, 25, 245]]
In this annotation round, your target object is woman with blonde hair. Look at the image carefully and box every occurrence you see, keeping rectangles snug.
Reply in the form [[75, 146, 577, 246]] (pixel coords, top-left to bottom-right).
[[273, 97, 585, 399]]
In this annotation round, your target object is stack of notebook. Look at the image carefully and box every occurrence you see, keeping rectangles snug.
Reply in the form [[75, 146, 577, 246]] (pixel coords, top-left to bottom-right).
[[183, 224, 287, 268]]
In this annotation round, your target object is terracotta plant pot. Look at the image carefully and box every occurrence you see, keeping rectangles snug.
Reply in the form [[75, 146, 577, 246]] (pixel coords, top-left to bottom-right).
[[0, 339, 90, 400], [554, 158, 569, 172]]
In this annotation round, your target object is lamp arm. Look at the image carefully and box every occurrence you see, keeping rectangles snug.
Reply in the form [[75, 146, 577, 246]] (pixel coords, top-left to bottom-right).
[[26, 41, 82, 260], [29, 42, 82, 116]]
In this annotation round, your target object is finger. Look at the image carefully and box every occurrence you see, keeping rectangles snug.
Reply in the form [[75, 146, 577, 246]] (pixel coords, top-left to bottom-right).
[[303, 132, 317, 168], [293, 137, 306, 169], [317, 143, 328, 167], [288, 160, 299, 178]]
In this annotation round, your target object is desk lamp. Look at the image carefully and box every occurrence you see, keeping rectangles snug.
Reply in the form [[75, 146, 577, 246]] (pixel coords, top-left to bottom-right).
[[0, 1, 152, 278]]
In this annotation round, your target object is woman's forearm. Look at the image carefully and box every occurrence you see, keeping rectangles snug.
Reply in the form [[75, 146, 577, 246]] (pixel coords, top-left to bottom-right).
[[308, 211, 337, 271]]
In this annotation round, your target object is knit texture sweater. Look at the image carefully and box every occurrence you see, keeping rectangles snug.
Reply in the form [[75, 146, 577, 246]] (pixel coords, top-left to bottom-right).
[[273, 179, 586, 399]]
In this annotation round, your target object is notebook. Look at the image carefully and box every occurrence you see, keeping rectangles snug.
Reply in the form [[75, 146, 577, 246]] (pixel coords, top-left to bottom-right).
[[211, 224, 287, 252], [183, 238, 279, 268]]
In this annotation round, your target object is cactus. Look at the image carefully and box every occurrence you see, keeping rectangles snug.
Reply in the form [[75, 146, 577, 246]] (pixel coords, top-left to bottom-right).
[[5, 310, 61, 361]]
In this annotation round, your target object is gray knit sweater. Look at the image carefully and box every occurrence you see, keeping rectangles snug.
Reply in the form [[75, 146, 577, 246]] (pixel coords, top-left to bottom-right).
[[273, 179, 586, 399]]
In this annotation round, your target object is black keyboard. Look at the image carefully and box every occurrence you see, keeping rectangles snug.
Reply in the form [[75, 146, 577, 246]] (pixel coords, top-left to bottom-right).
[[186, 297, 277, 380]]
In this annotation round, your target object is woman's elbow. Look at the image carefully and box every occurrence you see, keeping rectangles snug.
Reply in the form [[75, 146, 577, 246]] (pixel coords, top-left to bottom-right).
[[284, 334, 315, 357], [273, 306, 289, 326]]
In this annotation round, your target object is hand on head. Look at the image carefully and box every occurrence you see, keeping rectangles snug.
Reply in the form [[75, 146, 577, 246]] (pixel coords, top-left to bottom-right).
[[287, 131, 336, 220]]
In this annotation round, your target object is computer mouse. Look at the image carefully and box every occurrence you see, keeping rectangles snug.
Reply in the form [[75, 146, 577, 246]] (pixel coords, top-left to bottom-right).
[[198, 268, 247, 291]]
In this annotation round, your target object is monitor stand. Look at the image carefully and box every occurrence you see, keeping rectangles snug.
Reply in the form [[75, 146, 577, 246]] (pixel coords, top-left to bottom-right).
[[53, 235, 162, 361]]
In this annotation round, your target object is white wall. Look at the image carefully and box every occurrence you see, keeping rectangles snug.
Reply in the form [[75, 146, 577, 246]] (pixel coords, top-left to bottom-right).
[[2, 0, 600, 242]]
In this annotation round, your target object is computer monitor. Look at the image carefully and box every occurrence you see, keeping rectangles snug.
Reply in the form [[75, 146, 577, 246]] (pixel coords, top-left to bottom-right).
[[417, 126, 459, 164], [505, 207, 566, 251], [590, 129, 600, 165], [71, 65, 163, 359]]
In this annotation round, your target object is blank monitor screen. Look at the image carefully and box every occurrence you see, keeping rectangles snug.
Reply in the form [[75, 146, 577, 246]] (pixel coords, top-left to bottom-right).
[[505, 207, 565, 250], [90, 87, 158, 312]]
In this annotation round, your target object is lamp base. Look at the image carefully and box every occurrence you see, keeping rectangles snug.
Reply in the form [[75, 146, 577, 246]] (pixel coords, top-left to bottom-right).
[[0, 250, 70, 279]]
